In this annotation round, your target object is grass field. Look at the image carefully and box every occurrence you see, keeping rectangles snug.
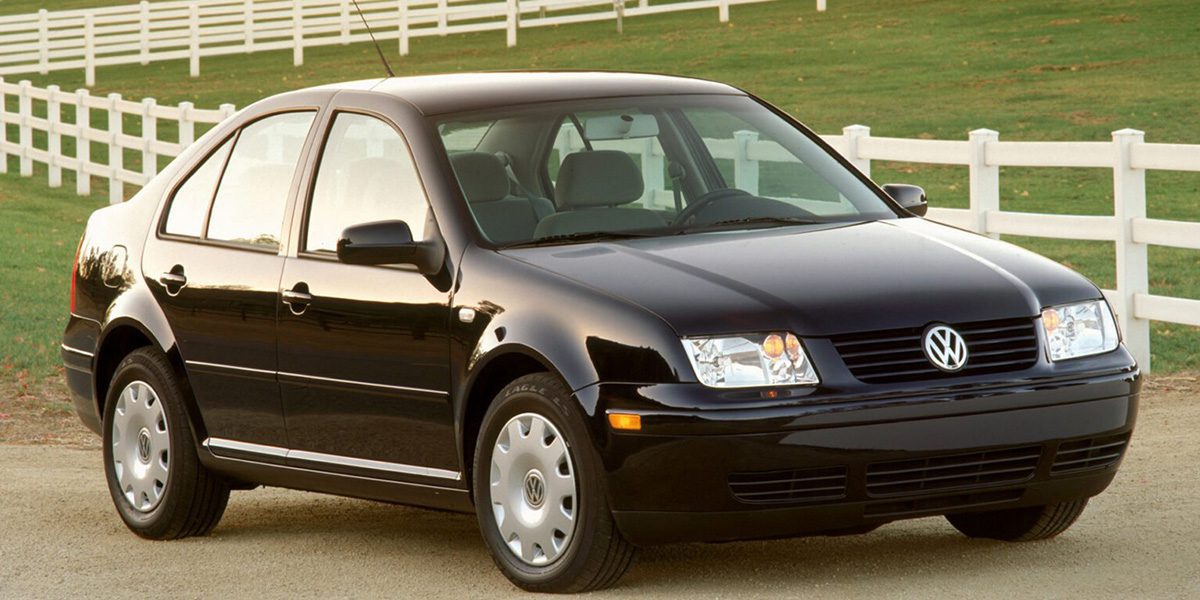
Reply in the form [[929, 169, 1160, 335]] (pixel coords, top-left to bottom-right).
[[1, 0, 1197, 377]]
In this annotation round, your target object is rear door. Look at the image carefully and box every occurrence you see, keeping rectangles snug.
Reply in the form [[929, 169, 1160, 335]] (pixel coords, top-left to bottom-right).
[[275, 92, 458, 481], [144, 108, 320, 450]]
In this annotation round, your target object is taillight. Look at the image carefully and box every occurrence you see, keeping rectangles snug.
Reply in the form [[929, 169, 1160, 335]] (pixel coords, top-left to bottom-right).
[[69, 236, 82, 313]]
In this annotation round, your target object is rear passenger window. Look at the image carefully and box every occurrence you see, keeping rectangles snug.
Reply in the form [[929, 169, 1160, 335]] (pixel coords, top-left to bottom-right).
[[304, 113, 429, 253], [206, 112, 316, 249], [164, 138, 232, 237]]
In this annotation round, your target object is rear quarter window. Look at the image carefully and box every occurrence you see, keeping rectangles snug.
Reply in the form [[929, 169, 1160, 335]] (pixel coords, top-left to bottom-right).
[[163, 138, 233, 238]]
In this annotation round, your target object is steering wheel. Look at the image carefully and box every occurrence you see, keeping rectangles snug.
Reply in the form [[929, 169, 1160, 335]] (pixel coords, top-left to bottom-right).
[[671, 188, 754, 227], [671, 188, 818, 227]]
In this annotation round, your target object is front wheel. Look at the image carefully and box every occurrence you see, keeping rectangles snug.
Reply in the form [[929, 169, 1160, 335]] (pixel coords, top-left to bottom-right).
[[473, 373, 636, 593], [102, 347, 230, 539], [945, 498, 1089, 541]]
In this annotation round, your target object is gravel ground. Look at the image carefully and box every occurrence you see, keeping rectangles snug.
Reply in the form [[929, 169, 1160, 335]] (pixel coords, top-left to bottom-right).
[[1, 376, 1197, 599]]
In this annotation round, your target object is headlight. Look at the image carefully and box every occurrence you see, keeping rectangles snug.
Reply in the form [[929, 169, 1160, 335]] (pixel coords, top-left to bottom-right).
[[682, 333, 819, 388], [1041, 300, 1120, 361]]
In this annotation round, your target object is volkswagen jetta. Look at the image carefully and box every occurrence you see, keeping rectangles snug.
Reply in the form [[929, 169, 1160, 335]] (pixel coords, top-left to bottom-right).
[[62, 72, 1139, 593]]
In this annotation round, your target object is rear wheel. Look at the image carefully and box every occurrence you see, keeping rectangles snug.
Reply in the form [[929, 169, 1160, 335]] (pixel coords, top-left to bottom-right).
[[102, 347, 230, 539], [473, 373, 636, 593], [945, 499, 1089, 541]]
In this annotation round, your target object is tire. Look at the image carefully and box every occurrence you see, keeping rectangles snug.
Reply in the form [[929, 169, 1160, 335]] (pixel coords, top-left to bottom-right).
[[472, 373, 636, 593], [102, 347, 230, 540], [945, 498, 1089, 542]]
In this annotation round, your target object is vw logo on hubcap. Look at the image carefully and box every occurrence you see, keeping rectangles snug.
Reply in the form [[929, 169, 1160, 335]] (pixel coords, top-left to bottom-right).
[[923, 324, 969, 372], [136, 428, 153, 463], [523, 470, 546, 508]]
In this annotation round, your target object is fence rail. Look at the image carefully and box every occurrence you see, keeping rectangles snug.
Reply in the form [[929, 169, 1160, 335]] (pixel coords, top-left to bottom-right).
[[2, 78, 1197, 370], [0, 77, 236, 200], [0, 0, 781, 85]]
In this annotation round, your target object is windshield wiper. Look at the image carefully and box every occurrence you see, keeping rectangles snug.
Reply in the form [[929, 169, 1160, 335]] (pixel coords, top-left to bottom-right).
[[501, 230, 663, 249], [681, 215, 827, 233]]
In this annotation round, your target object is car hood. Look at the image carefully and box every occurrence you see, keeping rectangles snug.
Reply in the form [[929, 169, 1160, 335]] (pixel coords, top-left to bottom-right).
[[502, 218, 1102, 337]]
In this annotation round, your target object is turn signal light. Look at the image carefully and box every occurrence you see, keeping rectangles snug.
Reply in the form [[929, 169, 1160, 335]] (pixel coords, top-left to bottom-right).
[[607, 413, 642, 431], [1041, 307, 1061, 332], [762, 334, 785, 359]]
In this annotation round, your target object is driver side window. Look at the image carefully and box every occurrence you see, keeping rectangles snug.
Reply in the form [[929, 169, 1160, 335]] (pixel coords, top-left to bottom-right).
[[304, 113, 430, 253]]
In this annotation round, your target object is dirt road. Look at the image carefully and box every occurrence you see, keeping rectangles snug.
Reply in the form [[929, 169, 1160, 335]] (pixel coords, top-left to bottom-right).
[[1, 376, 1198, 598]]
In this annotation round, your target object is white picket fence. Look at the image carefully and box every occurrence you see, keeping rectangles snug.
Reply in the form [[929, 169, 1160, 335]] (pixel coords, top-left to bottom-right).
[[3, 78, 1198, 370], [0, 77, 236, 201], [0, 0, 785, 86]]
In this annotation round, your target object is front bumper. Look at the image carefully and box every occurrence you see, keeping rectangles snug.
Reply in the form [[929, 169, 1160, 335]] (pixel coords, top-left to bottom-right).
[[588, 366, 1139, 545]]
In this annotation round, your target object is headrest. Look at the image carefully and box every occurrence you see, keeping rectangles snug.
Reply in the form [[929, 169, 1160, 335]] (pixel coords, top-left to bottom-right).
[[449, 151, 510, 204], [555, 150, 644, 209]]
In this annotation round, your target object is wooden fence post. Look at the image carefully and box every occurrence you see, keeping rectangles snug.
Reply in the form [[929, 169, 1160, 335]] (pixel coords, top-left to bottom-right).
[[507, 0, 518, 48], [38, 9, 49, 75], [817, 0, 827, 12], [438, 0, 448, 36], [48, 84, 62, 187], [719, 0, 729, 23], [340, 0, 351, 44], [84, 14, 96, 86], [178, 101, 195, 149], [18, 80, 32, 177], [108, 93, 123, 203], [245, 0, 255, 53], [189, 4, 200, 77], [0, 78, 7, 174], [293, 1, 304, 66], [841, 124, 871, 176], [399, 0, 410, 56], [142, 97, 158, 183], [139, 1, 151, 65], [734, 130, 760, 195], [220, 103, 237, 121], [615, 0, 624, 34], [641, 137, 665, 208], [1113, 128, 1150, 370], [968, 128, 1000, 238], [76, 88, 91, 195]]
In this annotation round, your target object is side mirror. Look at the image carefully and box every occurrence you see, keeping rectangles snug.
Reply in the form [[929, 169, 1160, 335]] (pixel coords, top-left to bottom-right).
[[882, 183, 928, 217], [336, 220, 436, 271]]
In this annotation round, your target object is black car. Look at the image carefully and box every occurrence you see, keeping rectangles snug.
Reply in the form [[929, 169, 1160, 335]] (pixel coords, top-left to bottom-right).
[[63, 72, 1138, 593]]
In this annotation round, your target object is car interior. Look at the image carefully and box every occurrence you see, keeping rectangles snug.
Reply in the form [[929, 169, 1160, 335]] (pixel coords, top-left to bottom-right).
[[438, 99, 886, 247]]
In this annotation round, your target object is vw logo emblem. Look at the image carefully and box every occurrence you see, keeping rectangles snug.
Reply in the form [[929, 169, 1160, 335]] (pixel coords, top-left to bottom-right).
[[137, 428, 153, 463], [523, 470, 546, 508], [923, 324, 969, 372]]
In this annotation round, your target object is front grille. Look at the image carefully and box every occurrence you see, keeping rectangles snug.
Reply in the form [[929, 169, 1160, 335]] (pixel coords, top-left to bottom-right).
[[728, 466, 848, 504], [831, 317, 1040, 384], [1052, 434, 1130, 474], [865, 445, 1042, 497]]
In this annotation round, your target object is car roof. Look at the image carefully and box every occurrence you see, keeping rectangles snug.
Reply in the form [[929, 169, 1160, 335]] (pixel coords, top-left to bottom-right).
[[306, 71, 747, 116]]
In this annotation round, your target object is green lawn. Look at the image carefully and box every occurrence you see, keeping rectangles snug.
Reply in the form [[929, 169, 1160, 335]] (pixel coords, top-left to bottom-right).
[[1, 0, 1197, 376]]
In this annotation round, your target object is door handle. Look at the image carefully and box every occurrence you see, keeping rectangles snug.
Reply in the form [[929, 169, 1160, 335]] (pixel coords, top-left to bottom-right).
[[158, 269, 187, 296], [281, 289, 313, 304], [282, 285, 312, 315]]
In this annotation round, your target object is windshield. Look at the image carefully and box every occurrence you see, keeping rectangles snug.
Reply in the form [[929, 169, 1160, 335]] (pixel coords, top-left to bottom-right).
[[435, 94, 898, 247]]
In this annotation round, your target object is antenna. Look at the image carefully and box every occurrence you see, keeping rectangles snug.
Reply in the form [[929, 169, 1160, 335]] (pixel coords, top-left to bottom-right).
[[351, 0, 395, 78]]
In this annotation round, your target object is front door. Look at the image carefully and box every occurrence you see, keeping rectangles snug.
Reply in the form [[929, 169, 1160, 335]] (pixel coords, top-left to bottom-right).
[[276, 104, 457, 481], [144, 111, 318, 449]]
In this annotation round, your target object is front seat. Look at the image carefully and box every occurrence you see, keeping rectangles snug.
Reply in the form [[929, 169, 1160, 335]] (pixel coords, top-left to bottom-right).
[[448, 152, 554, 244], [534, 150, 666, 239]]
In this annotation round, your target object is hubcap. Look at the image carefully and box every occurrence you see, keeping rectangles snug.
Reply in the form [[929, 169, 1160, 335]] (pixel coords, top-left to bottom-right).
[[490, 413, 577, 566], [111, 381, 170, 513]]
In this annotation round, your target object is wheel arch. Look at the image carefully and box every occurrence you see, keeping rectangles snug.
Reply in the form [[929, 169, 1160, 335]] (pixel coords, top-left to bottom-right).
[[458, 345, 557, 491], [94, 316, 206, 445]]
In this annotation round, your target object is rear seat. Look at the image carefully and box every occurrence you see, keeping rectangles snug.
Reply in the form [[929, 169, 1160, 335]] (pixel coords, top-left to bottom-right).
[[448, 152, 555, 244]]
